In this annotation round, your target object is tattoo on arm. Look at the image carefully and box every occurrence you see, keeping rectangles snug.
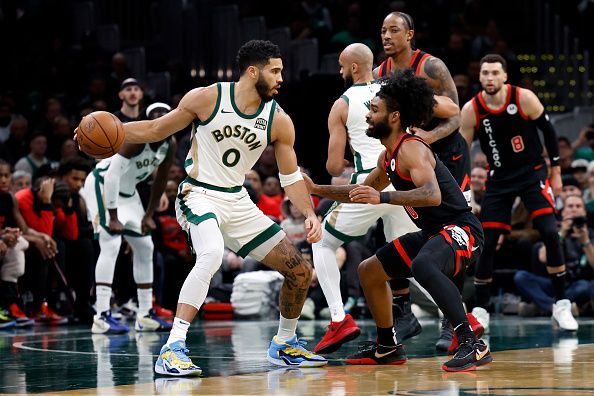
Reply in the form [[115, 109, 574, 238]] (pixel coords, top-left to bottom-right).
[[383, 181, 440, 207], [423, 57, 460, 140], [312, 184, 356, 203]]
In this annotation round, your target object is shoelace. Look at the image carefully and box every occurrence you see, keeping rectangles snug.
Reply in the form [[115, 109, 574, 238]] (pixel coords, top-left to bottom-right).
[[356, 341, 378, 353], [171, 344, 191, 362], [454, 339, 476, 358]]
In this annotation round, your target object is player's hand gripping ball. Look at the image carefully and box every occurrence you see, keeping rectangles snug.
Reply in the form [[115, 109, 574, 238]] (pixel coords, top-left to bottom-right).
[[76, 111, 125, 159]]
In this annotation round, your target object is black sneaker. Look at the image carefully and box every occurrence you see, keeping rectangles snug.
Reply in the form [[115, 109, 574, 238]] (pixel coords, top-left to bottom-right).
[[435, 317, 453, 351], [441, 339, 492, 372], [393, 301, 422, 340], [345, 342, 407, 365]]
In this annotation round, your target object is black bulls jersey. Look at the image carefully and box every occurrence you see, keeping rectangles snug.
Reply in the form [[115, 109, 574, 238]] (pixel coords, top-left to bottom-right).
[[378, 49, 460, 152], [472, 85, 543, 175], [383, 133, 471, 232]]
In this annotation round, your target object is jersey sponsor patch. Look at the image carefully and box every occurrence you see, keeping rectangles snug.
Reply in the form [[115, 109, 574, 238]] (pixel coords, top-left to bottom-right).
[[254, 118, 267, 130], [506, 104, 518, 115]]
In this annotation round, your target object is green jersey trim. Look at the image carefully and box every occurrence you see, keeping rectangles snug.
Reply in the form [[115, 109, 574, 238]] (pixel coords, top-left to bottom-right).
[[340, 95, 349, 105], [237, 222, 283, 258], [266, 101, 277, 145], [354, 151, 364, 173], [349, 168, 374, 184], [183, 176, 243, 193], [198, 83, 222, 125], [324, 221, 366, 243], [230, 82, 265, 119]]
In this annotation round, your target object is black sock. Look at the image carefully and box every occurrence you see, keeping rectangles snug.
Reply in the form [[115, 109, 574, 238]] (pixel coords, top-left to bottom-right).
[[377, 326, 397, 347], [474, 282, 491, 308], [549, 271, 567, 301], [453, 320, 476, 343]]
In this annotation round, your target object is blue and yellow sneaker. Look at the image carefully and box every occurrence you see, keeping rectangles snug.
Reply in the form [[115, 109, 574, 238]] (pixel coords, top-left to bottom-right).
[[154, 341, 202, 376], [267, 336, 328, 367], [135, 309, 173, 332], [91, 310, 129, 334]]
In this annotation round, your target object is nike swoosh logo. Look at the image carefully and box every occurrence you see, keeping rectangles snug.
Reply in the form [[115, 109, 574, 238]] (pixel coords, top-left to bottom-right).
[[553, 156, 559, 161], [221, 109, 233, 113], [374, 347, 398, 358], [452, 154, 463, 161], [475, 346, 489, 360]]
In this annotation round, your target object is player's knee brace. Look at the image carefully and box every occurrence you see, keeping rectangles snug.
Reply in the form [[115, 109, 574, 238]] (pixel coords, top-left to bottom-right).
[[95, 230, 122, 283], [126, 236, 154, 284]]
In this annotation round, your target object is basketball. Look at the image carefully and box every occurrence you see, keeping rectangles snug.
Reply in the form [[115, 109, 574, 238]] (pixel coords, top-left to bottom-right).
[[76, 111, 125, 159]]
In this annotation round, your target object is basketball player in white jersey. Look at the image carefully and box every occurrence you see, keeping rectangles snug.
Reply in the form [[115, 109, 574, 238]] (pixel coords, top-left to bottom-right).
[[81, 102, 176, 335], [105, 40, 326, 376], [313, 43, 460, 354]]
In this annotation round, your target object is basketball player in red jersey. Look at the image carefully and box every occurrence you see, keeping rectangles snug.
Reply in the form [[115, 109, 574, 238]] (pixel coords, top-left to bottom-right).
[[373, 12, 480, 351]]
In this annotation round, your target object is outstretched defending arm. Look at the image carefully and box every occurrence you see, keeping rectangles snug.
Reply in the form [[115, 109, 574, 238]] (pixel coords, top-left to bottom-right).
[[271, 106, 321, 244], [350, 140, 441, 206], [304, 151, 391, 202]]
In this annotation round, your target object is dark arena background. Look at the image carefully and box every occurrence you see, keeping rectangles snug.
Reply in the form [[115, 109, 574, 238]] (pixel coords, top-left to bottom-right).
[[1, 1, 594, 395]]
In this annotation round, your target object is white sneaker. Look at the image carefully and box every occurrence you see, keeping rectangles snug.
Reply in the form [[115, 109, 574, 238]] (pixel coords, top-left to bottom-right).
[[300, 298, 315, 320], [552, 299, 578, 331], [471, 307, 490, 333]]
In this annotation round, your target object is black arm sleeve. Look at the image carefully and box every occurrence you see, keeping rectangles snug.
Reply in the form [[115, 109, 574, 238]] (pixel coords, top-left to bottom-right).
[[534, 112, 559, 167]]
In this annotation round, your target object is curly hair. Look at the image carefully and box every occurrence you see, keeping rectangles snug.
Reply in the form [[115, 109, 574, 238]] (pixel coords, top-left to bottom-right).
[[236, 40, 281, 74], [377, 69, 435, 129]]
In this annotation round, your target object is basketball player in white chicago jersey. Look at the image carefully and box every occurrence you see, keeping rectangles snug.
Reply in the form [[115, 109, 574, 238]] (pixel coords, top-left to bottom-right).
[[113, 40, 327, 376], [313, 43, 460, 354], [81, 103, 176, 335]]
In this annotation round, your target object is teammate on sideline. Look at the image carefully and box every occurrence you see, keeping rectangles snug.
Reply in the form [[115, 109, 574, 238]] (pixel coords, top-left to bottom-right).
[[313, 43, 459, 354], [99, 40, 327, 376], [81, 102, 175, 335], [374, 12, 479, 348], [458, 54, 578, 331], [305, 70, 491, 372]]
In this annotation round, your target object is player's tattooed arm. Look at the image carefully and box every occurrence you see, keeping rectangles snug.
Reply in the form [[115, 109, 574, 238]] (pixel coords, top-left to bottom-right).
[[350, 140, 441, 206], [416, 57, 460, 144]]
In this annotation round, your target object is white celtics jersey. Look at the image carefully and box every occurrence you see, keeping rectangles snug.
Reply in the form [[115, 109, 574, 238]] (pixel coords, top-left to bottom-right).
[[96, 140, 170, 196], [342, 82, 384, 173], [184, 82, 275, 188]]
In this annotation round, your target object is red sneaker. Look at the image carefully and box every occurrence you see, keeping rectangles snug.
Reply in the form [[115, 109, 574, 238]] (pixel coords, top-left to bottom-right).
[[448, 312, 485, 354], [9, 303, 34, 327], [38, 302, 68, 325], [153, 303, 173, 319], [314, 314, 361, 354]]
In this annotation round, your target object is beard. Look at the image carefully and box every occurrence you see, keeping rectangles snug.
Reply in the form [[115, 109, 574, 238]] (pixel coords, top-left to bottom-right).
[[343, 74, 354, 89], [255, 76, 275, 103], [366, 117, 392, 139], [483, 84, 503, 96]]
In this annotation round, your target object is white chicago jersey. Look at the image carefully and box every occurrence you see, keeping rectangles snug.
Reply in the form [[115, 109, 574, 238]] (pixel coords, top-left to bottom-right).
[[95, 140, 170, 196], [342, 82, 384, 173], [184, 82, 276, 188]]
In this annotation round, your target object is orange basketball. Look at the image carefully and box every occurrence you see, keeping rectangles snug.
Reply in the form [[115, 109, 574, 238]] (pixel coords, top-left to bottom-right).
[[76, 111, 125, 159]]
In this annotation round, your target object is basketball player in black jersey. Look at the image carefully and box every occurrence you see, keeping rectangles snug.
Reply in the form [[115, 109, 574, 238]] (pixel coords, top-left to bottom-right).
[[459, 54, 578, 331], [373, 11, 479, 350], [305, 70, 491, 372]]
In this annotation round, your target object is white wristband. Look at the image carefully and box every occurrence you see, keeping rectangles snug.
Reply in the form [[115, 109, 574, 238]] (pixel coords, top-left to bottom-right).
[[279, 169, 303, 188]]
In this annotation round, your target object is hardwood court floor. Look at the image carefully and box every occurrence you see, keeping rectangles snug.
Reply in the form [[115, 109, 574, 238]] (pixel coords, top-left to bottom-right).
[[2, 316, 594, 395]]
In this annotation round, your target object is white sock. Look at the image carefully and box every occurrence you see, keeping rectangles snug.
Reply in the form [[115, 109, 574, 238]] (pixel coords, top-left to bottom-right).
[[137, 288, 152, 317], [329, 302, 346, 322], [95, 285, 112, 316], [167, 317, 191, 345], [276, 314, 298, 343], [312, 237, 345, 322]]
